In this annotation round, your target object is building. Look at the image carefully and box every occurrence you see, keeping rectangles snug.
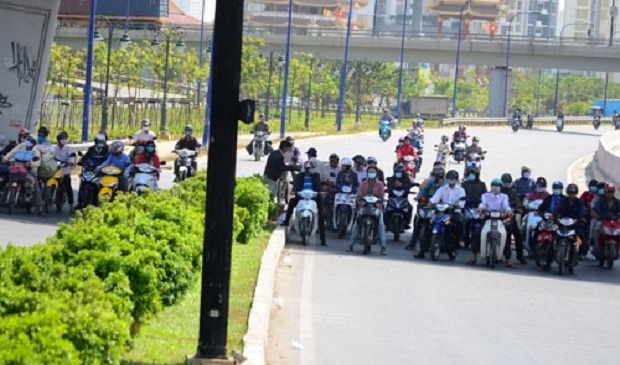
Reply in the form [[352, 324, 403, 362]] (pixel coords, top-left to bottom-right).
[[175, 0, 205, 21], [495, 0, 559, 38], [427, 0, 510, 36], [563, 0, 616, 41]]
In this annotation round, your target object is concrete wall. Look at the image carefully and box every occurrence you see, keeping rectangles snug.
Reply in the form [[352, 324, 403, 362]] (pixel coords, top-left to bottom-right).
[[592, 131, 620, 193], [0, 0, 60, 148]]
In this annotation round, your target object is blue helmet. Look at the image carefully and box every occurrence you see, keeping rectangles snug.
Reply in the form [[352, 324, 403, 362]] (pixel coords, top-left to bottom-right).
[[491, 178, 502, 187], [552, 181, 564, 190]]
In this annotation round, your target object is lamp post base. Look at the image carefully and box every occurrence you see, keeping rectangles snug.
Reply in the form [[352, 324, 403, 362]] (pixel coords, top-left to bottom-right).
[[186, 355, 236, 365]]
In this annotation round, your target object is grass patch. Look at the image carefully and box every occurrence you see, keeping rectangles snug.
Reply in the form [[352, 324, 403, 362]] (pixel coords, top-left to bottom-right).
[[121, 225, 276, 364]]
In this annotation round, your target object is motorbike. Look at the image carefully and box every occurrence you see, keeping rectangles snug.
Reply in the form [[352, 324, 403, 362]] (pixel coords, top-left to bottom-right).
[[287, 189, 319, 246], [385, 187, 413, 241], [414, 204, 434, 254], [596, 219, 620, 269], [379, 120, 391, 142], [252, 131, 268, 161], [464, 151, 485, 175], [511, 117, 520, 132], [535, 213, 557, 268], [434, 145, 449, 165], [593, 115, 602, 130], [99, 166, 123, 203], [401, 155, 417, 179], [0, 163, 10, 207], [464, 207, 483, 250], [356, 194, 383, 254], [333, 184, 356, 239], [45, 161, 69, 213], [4, 150, 36, 215], [523, 199, 544, 256], [429, 203, 460, 261], [554, 217, 579, 275], [479, 211, 510, 268], [556, 117, 564, 132], [78, 161, 101, 208], [132, 163, 160, 195], [174, 149, 197, 182], [453, 138, 466, 163]]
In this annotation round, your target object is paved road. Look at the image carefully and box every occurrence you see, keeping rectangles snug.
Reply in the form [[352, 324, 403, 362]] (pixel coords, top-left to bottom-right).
[[265, 126, 620, 365]]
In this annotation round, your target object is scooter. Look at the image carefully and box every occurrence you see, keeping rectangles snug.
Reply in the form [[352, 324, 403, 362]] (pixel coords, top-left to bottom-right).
[[453, 138, 466, 163], [523, 199, 543, 255], [356, 194, 382, 255], [287, 189, 319, 246], [554, 217, 579, 275], [385, 187, 413, 241], [379, 120, 391, 142], [333, 184, 356, 239], [252, 131, 268, 161], [535, 213, 557, 268], [464, 207, 483, 250], [596, 218, 620, 269], [434, 145, 449, 165], [78, 162, 101, 208], [556, 117, 564, 132], [99, 166, 123, 203], [4, 150, 36, 215], [174, 149, 197, 182], [414, 204, 434, 254], [463, 151, 485, 176], [132, 163, 159, 195], [511, 118, 520, 132], [593, 115, 602, 130], [401, 155, 417, 179], [429, 203, 460, 261], [45, 161, 69, 213], [479, 211, 509, 268]]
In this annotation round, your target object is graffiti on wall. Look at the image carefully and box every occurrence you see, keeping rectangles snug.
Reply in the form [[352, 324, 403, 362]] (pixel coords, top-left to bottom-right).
[[8, 41, 37, 86]]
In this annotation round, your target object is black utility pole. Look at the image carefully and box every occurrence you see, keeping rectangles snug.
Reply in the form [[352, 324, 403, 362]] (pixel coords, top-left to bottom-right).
[[195, 0, 244, 359], [101, 26, 113, 131], [304, 57, 314, 130], [265, 49, 274, 120]]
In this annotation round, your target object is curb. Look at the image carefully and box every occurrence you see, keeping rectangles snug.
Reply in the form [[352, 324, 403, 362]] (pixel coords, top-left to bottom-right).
[[242, 226, 285, 365], [566, 153, 594, 190]]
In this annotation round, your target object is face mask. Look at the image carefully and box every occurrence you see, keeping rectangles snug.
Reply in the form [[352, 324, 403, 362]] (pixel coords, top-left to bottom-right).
[[395, 172, 403, 178], [590, 187, 598, 193], [37, 136, 47, 143], [472, 142, 478, 146], [59, 139, 67, 146], [368, 172, 377, 179], [468, 174, 476, 181], [522, 172, 531, 179], [185, 131, 192, 136], [537, 187, 546, 193], [24, 140, 34, 148], [143, 126, 150, 132], [146, 147, 155, 153], [553, 189, 562, 196], [598, 189, 606, 196], [97, 143, 105, 148], [447, 179, 457, 186], [491, 186, 501, 194]]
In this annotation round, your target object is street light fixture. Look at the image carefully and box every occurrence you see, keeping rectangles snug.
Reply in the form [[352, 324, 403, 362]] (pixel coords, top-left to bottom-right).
[[396, 0, 410, 120], [451, 0, 472, 118], [554, 21, 591, 116], [304, 56, 324, 130], [151, 26, 187, 134], [503, 10, 541, 117], [119, 31, 131, 48]]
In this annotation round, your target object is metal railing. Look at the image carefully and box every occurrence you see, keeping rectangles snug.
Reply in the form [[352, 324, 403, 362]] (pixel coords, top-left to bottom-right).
[[441, 116, 611, 126]]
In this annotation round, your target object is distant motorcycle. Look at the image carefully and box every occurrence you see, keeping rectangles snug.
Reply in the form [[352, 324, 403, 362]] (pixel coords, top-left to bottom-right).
[[287, 189, 319, 246], [593, 115, 601, 130], [556, 116, 565, 132], [379, 120, 391, 142], [452, 138, 466, 163]]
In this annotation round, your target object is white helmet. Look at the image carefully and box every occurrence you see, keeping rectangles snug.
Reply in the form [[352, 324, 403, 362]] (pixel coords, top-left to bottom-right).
[[340, 157, 352, 167]]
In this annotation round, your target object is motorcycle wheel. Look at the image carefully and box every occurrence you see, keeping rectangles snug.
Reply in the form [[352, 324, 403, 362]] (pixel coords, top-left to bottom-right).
[[430, 233, 442, 261], [7, 190, 16, 215], [362, 223, 371, 255], [490, 241, 497, 268], [557, 244, 566, 276], [254, 151, 260, 162], [301, 233, 308, 246], [606, 245, 616, 270], [337, 215, 347, 239], [512, 125, 519, 132], [535, 242, 546, 268], [392, 216, 401, 242], [44, 186, 54, 214]]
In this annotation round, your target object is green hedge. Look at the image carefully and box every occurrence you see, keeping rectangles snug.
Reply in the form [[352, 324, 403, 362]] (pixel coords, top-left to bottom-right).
[[0, 172, 273, 364]]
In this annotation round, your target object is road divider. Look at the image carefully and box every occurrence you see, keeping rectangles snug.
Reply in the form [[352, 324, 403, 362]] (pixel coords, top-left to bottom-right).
[[442, 116, 610, 127]]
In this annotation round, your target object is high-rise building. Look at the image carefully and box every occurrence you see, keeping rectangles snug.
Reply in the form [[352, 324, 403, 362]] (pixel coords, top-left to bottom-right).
[[563, 0, 617, 40], [174, 0, 204, 21], [496, 0, 559, 38]]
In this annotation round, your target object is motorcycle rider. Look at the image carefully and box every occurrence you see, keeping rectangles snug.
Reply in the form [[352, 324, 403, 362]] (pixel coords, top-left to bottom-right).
[[133, 119, 157, 143], [306, 148, 325, 179], [468, 178, 512, 266], [465, 136, 483, 155], [3, 135, 44, 215], [501, 173, 526, 264], [347, 165, 388, 255], [322, 153, 341, 187], [512, 108, 522, 125], [353, 155, 367, 184], [366, 156, 385, 183], [436, 135, 450, 163], [75, 133, 109, 209], [98, 141, 131, 193], [579, 179, 599, 258], [386, 164, 413, 229], [396, 135, 418, 162], [35, 126, 56, 184], [410, 165, 446, 252], [336, 157, 359, 192], [556, 183, 586, 266], [462, 167, 488, 249], [264, 139, 297, 200], [592, 184, 620, 253], [134, 140, 162, 185], [281, 160, 327, 246], [538, 181, 566, 216], [0, 128, 30, 157], [380, 109, 394, 124], [52, 131, 76, 213], [247, 114, 272, 155], [283, 136, 303, 168], [514, 165, 536, 197], [526, 177, 550, 254], [526, 114, 534, 128], [174, 125, 200, 181], [413, 112, 424, 128], [451, 125, 468, 151]]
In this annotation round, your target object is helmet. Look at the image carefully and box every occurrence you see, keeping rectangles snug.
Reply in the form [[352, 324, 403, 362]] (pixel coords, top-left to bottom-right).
[[56, 130, 68, 142], [598, 181, 607, 190], [340, 157, 352, 167], [94, 134, 106, 144], [566, 183, 579, 195], [605, 183, 616, 193], [394, 164, 405, 173], [491, 178, 502, 187], [536, 177, 547, 188], [367, 156, 378, 165], [110, 141, 124, 154], [467, 167, 480, 176], [98, 130, 109, 141], [185, 124, 194, 133], [588, 179, 599, 187], [441, 135, 449, 142], [353, 155, 365, 165], [18, 128, 30, 140], [37, 126, 49, 137], [521, 165, 532, 173], [285, 136, 295, 145], [472, 136, 480, 143], [415, 113, 421, 118], [552, 181, 564, 190], [432, 164, 445, 176], [142, 119, 151, 127], [403, 135, 411, 141], [446, 170, 459, 180], [329, 153, 339, 161], [398, 137, 405, 143], [501, 173, 513, 184]]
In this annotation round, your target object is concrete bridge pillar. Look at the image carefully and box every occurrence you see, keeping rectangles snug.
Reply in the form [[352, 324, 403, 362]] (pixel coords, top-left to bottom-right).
[[489, 66, 511, 117]]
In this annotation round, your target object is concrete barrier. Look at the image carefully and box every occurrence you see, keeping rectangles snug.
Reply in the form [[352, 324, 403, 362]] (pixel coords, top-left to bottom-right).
[[591, 130, 620, 195], [441, 116, 610, 127]]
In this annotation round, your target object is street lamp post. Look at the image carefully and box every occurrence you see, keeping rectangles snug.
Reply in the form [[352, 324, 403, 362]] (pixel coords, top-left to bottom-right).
[[196, 0, 206, 105], [263, 49, 275, 120], [304, 57, 323, 130], [554, 21, 590, 115], [152, 26, 186, 134], [336, 0, 355, 132], [279, 0, 294, 139], [81, 0, 97, 142], [503, 10, 541, 117], [202, 38, 213, 148], [354, 64, 372, 123], [451, 0, 472, 118], [603, 0, 617, 114], [396, 0, 410, 120]]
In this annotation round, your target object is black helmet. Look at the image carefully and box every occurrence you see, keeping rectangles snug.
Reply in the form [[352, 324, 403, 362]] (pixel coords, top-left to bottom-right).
[[185, 124, 194, 133], [597, 181, 607, 190], [501, 173, 513, 184], [393, 164, 405, 173], [329, 153, 339, 161], [552, 181, 564, 190], [353, 155, 365, 165], [285, 136, 295, 145], [37, 126, 49, 137], [566, 183, 579, 195], [536, 177, 547, 188], [56, 130, 68, 141], [446, 170, 459, 180], [588, 179, 599, 187], [467, 167, 480, 176], [472, 136, 480, 143]]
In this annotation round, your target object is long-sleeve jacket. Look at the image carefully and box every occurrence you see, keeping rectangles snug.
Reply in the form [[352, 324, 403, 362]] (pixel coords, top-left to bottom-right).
[[397, 144, 417, 159], [593, 197, 620, 220], [462, 179, 487, 208], [501, 186, 523, 211], [99, 153, 132, 173], [252, 122, 270, 133], [336, 170, 359, 191], [514, 177, 536, 196], [264, 150, 295, 181], [538, 194, 565, 215], [175, 136, 200, 151], [357, 179, 385, 209], [387, 175, 411, 191], [556, 197, 585, 220], [79, 146, 109, 168]]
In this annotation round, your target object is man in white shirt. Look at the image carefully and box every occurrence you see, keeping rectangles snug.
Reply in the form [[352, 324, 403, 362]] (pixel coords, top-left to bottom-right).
[[428, 170, 466, 257], [133, 119, 157, 143], [322, 153, 341, 186]]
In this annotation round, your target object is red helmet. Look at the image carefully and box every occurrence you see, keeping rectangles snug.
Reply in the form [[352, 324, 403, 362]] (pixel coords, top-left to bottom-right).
[[18, 128, 29, 139], [605, 183, 616, 193]]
